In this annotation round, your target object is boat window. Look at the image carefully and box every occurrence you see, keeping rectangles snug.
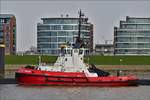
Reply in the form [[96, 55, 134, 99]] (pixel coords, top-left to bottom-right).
[[74, 49, 78, 53], [79, 50, 83, 55], [60, 48, 65, 56], [65, 58, 67, 61], [71, 50, 72, 56], [67, 50, 71, 54]]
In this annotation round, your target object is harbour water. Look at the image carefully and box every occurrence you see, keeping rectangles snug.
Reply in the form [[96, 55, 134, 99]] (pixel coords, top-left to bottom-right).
[[0, 84, 150, 100]]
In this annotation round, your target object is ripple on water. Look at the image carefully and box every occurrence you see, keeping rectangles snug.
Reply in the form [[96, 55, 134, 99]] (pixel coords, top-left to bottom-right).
[[0, 84, 150, 100]]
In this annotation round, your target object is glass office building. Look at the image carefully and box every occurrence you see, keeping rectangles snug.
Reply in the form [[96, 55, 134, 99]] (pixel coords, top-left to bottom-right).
[[114, 16, 150, 55], [0, 14, 16, 55], [37, 16, 93, 55]]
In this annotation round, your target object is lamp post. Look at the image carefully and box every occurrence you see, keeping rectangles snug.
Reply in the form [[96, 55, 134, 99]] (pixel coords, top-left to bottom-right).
[[120, 58, 123, 65], [117, 58, 123, 76], [39, 55, 41, 66], [0, 44, 5, 78]]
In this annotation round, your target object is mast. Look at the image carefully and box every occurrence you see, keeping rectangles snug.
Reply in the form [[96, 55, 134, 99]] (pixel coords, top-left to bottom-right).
[[78, 10, 82, 40], [76, 9, 84, 48]]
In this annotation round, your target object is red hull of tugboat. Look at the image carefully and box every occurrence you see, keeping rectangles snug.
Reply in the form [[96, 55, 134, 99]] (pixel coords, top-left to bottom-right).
[[15, 68, 138, 86]]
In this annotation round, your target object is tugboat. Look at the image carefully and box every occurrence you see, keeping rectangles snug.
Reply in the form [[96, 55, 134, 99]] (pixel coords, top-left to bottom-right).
[[15, 10, 138, 86]]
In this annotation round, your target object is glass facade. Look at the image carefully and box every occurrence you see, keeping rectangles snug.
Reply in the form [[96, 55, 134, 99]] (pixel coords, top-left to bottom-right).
[[0, 24, 3, 43], [37, 18, 93, 55], [114, 16, 150, 55]]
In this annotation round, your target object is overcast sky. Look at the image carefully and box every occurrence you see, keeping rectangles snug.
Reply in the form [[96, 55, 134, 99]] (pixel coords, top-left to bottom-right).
[[1, 0, 150, 51]]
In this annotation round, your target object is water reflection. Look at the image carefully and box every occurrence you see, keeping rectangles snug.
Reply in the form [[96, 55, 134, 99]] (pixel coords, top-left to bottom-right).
[[0, 85, 150, 100]]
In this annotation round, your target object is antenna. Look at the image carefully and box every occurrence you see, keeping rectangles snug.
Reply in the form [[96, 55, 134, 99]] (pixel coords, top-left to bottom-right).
[[66, 14, 69, 17], [61, 14, 63, 18]]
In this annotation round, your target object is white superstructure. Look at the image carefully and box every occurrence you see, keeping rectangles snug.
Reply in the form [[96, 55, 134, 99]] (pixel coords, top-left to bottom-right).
[[38, 46, 98, 77]]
